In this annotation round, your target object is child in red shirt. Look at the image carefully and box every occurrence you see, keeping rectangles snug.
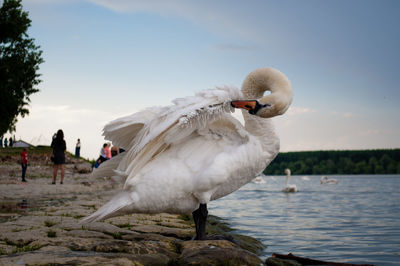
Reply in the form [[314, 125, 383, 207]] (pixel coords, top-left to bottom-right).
[[20, 148, 28, 182]]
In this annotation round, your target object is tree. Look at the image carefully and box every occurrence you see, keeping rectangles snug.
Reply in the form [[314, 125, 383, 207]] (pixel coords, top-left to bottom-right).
[[0, 0, 43, 136]]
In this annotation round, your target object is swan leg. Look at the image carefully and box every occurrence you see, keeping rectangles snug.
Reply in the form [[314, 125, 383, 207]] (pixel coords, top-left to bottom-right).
[[192, 203, 236, 243], [192, 203, 208, 240]]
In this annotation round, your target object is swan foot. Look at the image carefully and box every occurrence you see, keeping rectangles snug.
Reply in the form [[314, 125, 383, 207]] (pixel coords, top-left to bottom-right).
[[192, 204, 236, 244]]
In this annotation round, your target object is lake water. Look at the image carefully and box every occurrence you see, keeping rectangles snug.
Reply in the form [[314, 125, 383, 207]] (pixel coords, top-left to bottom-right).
[[208, 175, 400, 265]]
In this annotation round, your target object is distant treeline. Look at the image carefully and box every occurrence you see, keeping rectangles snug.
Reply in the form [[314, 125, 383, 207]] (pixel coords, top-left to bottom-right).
[[263, 149, 400, 175]]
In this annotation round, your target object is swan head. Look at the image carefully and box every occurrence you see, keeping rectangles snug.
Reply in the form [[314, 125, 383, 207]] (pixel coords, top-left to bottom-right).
[[284, 168, 291, 176], [231, 67, 293, 118]]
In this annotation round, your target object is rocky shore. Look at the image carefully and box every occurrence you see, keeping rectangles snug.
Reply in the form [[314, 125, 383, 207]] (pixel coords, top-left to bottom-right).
[[0, 147, 265, 265]]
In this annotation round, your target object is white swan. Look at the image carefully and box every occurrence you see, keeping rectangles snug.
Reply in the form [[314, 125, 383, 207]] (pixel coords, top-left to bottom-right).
[[301, 176, 310, 181], [252, 174, 266, 184], [281, 168, 298, 193], [83, 67, 293, 240], [320, 175, 338, 184]]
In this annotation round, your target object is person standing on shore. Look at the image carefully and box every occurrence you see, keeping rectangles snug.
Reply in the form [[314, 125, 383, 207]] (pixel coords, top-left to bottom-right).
[[51, 129, 66, 184], [20, 148, 28, 182], [75, 139, 81, 158]]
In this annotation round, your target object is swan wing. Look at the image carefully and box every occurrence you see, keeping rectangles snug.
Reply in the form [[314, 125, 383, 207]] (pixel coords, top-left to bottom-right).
[[120, 86, 243, 189], [90, 108, 160, 181], [102, 108, 160, 150], [92, 86, 242, 183]]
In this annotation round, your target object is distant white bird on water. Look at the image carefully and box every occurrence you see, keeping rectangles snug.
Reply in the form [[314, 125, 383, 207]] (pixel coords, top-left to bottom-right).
[[83, 67, 293, 240], [281, 168, 298, 193], [320, 175, 338, 184], [252, 174, 266, 184]]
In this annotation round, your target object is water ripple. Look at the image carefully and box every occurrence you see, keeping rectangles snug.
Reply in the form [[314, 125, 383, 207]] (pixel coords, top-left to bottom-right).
[[209, 175, 400, 265]]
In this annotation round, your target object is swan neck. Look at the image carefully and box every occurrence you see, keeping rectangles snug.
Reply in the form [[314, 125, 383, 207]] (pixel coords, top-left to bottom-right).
[[241, 68, 282, 99], [242, 111, 279, 151], [240, 68, 293, 118]]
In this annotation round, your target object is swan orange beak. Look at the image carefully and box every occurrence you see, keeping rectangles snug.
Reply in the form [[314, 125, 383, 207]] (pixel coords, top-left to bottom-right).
[[231, 100, 258, 111]]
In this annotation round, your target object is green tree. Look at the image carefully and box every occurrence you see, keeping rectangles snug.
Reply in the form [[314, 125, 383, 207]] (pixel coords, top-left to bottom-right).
[[387, 162, 397, 174], [354, 161, 370, 174], [0, 0, 43, 136], [379, 154, 391, 172], [369, 157, 378, 174]]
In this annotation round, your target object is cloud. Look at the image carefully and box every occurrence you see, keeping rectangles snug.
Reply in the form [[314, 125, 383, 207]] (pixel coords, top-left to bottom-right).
[[24, 0, 79, 4], [88, 0, 183, 14], [87, 0, 255, 40], [14, 104, 135, 160], [331, 111, 355, 118], [24, 0, 278, 45], [286, 106, 316, 116]]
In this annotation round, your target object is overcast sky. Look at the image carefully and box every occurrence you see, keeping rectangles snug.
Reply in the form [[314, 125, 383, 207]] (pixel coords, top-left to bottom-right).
[[7, 0, 400, 160]]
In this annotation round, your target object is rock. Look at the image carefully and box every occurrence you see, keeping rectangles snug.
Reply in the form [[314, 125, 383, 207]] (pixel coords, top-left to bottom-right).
[[74, 162, 92, 174], [132, 224, 194, 240], [66, 238, 101, 251], [177, 240, 263, 265], [266, 257, 302, 266], [265, 257, 301, 266], [82, 222, 133, 236], [1, 229, 45, 247], [91, 238, 178, 259], [65, 229, 113, 239], [0, 250, 171, 265], [122, 232, 176, 242]]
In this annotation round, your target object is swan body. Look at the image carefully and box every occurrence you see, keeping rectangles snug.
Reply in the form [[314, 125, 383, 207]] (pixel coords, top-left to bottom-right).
[[301, 176, 310, 181], [84, 68, 293, 238], [252, 174, 266, 184], [282, 168, 297, 193], [320, 176, 338, 184]]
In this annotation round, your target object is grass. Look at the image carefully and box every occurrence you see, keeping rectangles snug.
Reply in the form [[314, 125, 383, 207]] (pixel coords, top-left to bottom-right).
[[81, 204, 96, 210], [110, 232, 123, 240], [0, 146, 52, 156], [44, 220, 57, 227], [12, 243, 42, 253], [178, 214, 192, 222], [5, 238, 43, 253], [115, 222, 132, 229], [47, 230, 56, 238], [65, 151, 94, 164]]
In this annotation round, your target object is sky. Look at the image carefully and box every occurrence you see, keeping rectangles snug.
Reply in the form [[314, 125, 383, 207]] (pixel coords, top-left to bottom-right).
[[5, 0, 400, 160]]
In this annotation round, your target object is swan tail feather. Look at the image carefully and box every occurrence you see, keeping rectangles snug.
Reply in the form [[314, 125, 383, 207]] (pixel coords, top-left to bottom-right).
[[81, 191, 133, 223]]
